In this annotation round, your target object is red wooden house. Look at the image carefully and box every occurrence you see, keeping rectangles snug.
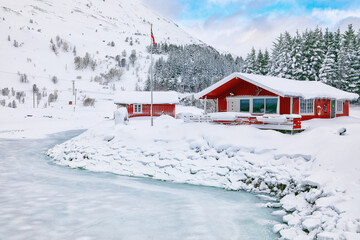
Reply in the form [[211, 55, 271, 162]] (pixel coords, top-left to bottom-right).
[[195, 73, 358, 120], [115, 91, 179, 118]]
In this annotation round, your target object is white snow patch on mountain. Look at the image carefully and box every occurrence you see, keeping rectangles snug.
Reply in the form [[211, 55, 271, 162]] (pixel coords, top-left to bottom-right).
[[0, 0, 201, 110]]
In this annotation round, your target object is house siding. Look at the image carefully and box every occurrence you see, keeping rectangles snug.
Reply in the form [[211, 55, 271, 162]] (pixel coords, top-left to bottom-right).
[[127, 104, 175, 118]]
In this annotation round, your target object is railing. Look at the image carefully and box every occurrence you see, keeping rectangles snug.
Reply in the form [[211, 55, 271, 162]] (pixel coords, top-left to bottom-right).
[[183, 113, 303, 131], [183, 114, 212, 123]]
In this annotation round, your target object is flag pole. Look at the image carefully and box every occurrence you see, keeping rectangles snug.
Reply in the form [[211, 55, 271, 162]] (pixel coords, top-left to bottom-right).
[[150, 24, 154, 127]]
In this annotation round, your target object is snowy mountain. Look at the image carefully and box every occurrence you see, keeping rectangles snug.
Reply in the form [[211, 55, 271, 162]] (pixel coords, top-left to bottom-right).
[[0, 0, 202, 108]]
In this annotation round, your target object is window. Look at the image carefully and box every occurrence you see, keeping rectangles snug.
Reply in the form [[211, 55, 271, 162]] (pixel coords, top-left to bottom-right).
[[240, 99, 250, 112], [253, 98, 265, 113], [265, 98, 278, 114], [336, 100, 343, 113], [133, 104, 142, 113], [300, 99, 314, 114]]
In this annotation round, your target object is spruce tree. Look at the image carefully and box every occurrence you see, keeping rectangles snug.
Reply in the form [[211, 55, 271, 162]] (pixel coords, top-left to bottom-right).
[[319, 29, 337, 85], [244, 47, 257, 74]]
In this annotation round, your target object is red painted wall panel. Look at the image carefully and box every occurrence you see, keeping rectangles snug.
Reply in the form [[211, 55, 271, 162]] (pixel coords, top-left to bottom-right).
[[292, 98, 299, 114], [128, 104, 175, 118], [280, 97, 291, 114], [218, 98, 227, 112], [215, 77, 278, 99], [313, 99, 331, 119]]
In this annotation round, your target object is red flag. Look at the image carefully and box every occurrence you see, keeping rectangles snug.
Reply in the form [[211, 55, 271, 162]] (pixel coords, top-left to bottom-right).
[[151, 27, 156, 46]]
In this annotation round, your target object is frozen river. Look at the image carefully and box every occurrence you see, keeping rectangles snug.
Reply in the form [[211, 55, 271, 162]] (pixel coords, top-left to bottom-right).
[[0, 130, 280, 240]]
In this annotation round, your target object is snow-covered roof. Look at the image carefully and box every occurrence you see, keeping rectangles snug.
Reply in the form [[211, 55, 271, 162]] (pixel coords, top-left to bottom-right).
[[115, 91, 179, 104], [195, 73, 359, 100]]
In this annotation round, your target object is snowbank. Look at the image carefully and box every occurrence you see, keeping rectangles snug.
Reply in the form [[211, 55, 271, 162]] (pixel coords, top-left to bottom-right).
[[47, 110, 360, 239]]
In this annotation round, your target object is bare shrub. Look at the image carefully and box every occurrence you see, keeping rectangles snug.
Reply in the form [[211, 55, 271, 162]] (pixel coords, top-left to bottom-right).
[[19, 73, 28, 83], [48, 93, 55, 103], [51, 76, 58, 84], [48, 90, 58, 103], [74, 52, 96, 70], [100, 68, 123, 82], [16, 91, 25, 101], [121, 58, 126, 67], [62, 42, 69, 52], [50, 43, 58, 55], [1, 88, 9, 96], [83, 97, 95, 107], [129, 49, 137, 65]]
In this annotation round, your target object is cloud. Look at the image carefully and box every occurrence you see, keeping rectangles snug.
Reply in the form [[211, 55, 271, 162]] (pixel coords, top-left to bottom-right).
[[180, 7, 360, 57], [312, 8, 360, 29], [180, 14, 316, 57]]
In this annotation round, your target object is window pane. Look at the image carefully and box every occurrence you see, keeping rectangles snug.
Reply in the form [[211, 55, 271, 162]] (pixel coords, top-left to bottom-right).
[[300, 99, 306, 114], [337, 101, 343, 112], [307, 99, 313, 114], [266, 98, 278, 114], [134, 104, 141, 113], [240, 99, 250, 112], [253, 99, 265, 113]]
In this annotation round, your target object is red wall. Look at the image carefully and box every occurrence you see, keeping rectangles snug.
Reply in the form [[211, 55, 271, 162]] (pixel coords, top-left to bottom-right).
[[128, 104, 175, 118], [292, 99, 349, 120], [280, 97, 291, 114], [218, 98, 227, 112], [314, 99, 331, 119], [293, 98, 299, 114], [216, 77, 278, 112]]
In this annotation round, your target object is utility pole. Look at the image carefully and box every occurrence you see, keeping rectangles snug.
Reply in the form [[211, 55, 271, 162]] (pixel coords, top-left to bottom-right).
[[74, 89, 77, 112], [33, 89, 35, 108], [150, 24, 154, 127], [32, 84, 37, 108], [72, 80, 75, 95]]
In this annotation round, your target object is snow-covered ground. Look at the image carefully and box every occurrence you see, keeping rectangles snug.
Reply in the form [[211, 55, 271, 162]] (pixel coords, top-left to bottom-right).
[[47, 106, 360, 239], [0, 101, 114, 139]]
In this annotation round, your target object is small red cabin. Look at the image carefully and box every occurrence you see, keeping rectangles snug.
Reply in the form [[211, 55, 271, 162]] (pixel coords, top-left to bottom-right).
[[114, 91, 179, 118], [195, 73, 358, 120]]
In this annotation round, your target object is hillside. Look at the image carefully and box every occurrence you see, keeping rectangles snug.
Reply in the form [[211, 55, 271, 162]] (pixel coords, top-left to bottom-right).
[[0, 0, 201, 109]]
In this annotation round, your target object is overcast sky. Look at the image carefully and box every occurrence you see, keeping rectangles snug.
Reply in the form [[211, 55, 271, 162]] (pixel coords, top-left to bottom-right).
[[141, 0, 360, 57]]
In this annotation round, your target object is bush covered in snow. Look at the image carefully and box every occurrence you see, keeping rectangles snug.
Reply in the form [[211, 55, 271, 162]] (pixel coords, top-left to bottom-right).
[[83, 97, 95, 107]]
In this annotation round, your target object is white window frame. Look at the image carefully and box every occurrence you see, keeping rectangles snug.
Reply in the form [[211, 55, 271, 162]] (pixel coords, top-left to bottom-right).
[[299, 98, 314, 115], [133, 104, 142, 114], [336, 100, 343, 114], [239, 99, 250, 113], [226, 96, 279, 114]]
